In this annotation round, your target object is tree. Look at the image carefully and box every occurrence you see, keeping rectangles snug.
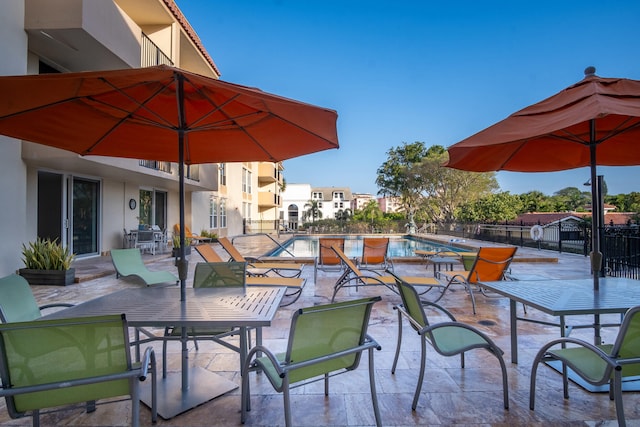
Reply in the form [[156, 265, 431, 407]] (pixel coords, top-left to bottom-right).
[[376, 142, 428, 229], [376, 142, 499, 226], [335, 208, 352, 221], [414, 145, 498, 224], [552, 187, 591, 211], [302, 199, 323, 222], [353, 200, 383, 231], [456, 192, 523, 223]]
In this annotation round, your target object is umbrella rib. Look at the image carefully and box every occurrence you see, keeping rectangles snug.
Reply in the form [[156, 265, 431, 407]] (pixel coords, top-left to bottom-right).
[[82, 78, 178, 154]]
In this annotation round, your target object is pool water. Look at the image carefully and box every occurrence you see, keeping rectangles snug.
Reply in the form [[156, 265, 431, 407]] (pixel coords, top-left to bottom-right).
[[268, 235, 466, 258]]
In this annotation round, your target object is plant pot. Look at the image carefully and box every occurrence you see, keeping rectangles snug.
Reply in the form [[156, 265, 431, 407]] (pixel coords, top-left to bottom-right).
[[172, 246, 192, 257], [18, 268, 76, 286]]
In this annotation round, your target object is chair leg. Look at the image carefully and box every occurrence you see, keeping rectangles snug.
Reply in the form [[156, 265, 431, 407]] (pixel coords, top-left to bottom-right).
[[283, 379, 292, 427], [612, 370, 626, 427], [391, 309, 403, 374], [368, 347, 382, 427], [412, 336, 427, 410]]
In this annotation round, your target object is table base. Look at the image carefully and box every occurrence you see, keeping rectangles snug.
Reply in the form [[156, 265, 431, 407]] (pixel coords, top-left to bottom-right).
[[546, 360, 640, 392], [140, 367, 238, 419]]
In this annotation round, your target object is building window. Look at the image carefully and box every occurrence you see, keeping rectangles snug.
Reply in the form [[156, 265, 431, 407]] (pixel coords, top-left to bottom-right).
[[242, 168, 252, 193], [318, 202, 323, 208], [209, 197, 218, 228], [220, 198, 227, 228], [312, 191, 323, 199], [219, 163, 226, 186], [333, 191, 344, 200], [243, 202, 252, 222]]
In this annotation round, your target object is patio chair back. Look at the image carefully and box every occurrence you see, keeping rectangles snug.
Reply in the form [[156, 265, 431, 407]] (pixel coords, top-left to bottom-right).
[[194, 244, 225, 263], [217, 237, 247, 262], [466, 247, 517, 284], [612, 305, 640, 378], [0, 314, 156, 426], [193, 262, 247, 289], [285, 296, 380, 383], [0, 275, 42, 323], [318, 238, 345, 267], [359, 237, 392, 271]]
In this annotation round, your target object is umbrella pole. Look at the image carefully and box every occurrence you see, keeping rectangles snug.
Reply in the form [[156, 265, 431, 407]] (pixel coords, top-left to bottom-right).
[[589, 120, 602, 291]]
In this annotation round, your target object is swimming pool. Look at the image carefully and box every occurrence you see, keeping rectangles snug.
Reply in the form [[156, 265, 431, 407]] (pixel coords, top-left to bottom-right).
[[268, 235, 466, 258]]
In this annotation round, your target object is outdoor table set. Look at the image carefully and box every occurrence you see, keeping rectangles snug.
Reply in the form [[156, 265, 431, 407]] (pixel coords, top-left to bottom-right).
[[478, 276, 640, 392]]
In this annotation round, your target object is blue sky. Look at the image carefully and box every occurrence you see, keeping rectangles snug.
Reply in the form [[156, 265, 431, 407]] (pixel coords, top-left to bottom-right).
[[176, 0, 640, 197]]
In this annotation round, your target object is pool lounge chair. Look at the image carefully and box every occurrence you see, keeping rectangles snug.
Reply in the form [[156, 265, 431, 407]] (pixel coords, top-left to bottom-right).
[[358, 237, 394, 272], [314, 237, 346, 282], [438, 246, 518, 315], [0, 274, 74, 323], [217, 237, 305, 279], [110, 248, 178, 286], [330, 245, 441, 302], [194, 244, 306, 306], [173, 224, 212, 244]]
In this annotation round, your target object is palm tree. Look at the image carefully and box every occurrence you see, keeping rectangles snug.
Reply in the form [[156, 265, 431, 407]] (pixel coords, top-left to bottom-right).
[[303, 199, 323, 222]]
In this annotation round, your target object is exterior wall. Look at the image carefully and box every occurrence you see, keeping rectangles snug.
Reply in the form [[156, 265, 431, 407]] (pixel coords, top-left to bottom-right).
[[280, 183, 311, 228], [0, 1, 29, 275]]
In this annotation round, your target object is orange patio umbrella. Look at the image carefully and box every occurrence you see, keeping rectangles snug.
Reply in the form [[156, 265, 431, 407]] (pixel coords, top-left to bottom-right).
[[446, 67, 640, 290], [0, 65, 339, 297]]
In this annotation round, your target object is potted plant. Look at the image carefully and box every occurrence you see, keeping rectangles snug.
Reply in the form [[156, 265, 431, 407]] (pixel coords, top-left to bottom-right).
[[19, 238, 76, 286], [171, 235, 192, 257]]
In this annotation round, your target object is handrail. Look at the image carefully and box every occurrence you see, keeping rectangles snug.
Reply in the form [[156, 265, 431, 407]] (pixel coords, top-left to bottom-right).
[[231, 233, 296, 257]]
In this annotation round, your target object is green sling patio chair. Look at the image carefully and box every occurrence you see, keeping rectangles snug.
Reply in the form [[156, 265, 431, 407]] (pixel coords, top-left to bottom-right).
[[0, 274, 74, 323], [0, 314, 157, 427], [530, 305, 640, 427], [241, 296, 383, 427], [389, 273, 509, 411], [110, 248, 178, 287], [162, 261, 247, 378]]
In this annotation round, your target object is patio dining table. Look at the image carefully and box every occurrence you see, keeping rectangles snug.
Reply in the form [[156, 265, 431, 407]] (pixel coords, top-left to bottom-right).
[[42, 286, 285, 419], [478, 277, 640, 392]]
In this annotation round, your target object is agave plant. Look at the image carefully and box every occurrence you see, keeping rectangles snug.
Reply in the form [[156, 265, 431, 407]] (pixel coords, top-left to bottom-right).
[[21, 237, 75, 270]]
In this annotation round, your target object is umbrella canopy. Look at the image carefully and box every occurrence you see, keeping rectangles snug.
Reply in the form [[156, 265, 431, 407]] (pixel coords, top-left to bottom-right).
[[0, 65, 339, 297], [445, 67, 640, 290]]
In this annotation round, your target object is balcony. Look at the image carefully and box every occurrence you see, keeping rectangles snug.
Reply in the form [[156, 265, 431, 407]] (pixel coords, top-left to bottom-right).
[[258, 192, 281, 208], [258, 163, 283, 184]]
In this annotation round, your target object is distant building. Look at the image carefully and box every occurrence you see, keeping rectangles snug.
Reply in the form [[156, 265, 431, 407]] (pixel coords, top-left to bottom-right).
[[378, 196, 403, 213], [351, 193, 376, 211], [280, 184, 352, 228]]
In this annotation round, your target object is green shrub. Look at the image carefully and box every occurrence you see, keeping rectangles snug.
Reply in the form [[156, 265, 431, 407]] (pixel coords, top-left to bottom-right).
[[21, 238, 75, 270]]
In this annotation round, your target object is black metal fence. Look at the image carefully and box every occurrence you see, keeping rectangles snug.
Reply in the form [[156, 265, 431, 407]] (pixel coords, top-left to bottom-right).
[[244, 219, 640, 279]]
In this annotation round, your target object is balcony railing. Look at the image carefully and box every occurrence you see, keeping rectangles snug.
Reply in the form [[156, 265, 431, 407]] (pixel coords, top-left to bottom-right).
[[139, 160, 172, 173], [141, 33, 173, 67]]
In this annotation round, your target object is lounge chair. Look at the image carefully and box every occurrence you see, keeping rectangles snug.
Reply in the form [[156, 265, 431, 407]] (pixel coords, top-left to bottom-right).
[[241, 296, 383, 427], [330, 245, 441, 302], [162, 262, 247, 378], [438, 246, 518, 315], [0, 314, 157, 427], [0, 274, 74, 322], [217, 237, 304, 278], [194, 244, 306, 306], [389, 274, 509, 410], [110, 248, 178, 286], [314, 237, 346, 282], [530, 305, 640, 427], [173, 223, 212, 244], [358, 237, 394, 272]]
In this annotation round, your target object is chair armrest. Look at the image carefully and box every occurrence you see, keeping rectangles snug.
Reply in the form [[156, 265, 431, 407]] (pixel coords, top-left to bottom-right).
[[139, 346, 156, 381], [39, 302, 74, 312]]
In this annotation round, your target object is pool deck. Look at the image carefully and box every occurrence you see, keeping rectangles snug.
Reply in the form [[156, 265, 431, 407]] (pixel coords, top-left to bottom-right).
[[3, 233, 635, 426]]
